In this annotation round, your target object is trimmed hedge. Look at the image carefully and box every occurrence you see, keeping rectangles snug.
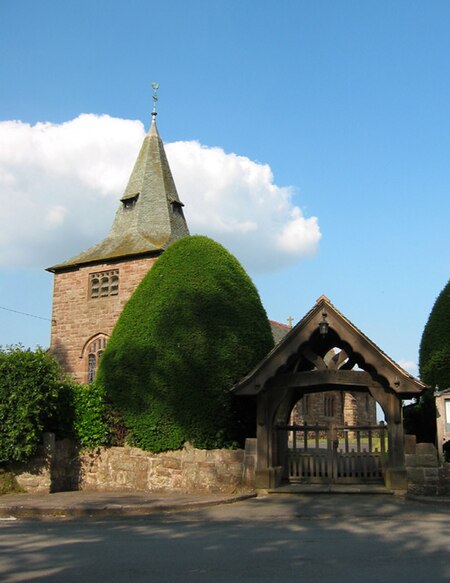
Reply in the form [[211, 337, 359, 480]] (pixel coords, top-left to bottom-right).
[[405, 278, 450, 443], [0, 345, 111, 463], [97, 236, 274, 452], [0, 346, 62, 463], [419, 278, 450, 389]]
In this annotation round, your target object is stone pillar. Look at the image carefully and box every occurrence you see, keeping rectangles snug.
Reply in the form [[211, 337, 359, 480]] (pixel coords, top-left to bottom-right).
[[242, 438, 257, 486], [435, 392, 450, 463]]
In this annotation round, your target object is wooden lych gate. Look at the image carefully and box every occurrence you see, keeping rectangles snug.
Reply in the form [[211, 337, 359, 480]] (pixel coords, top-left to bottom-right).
[[279, 422, 386, 484], [232, 296, 427, 491]]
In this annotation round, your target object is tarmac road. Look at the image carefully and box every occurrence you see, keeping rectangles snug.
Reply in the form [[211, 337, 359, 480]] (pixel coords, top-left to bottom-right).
[[0, 494, 449, 583]]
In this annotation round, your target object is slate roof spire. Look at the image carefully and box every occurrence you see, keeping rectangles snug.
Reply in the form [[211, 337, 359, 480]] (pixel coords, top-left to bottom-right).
[[48, 94, 190, 272]]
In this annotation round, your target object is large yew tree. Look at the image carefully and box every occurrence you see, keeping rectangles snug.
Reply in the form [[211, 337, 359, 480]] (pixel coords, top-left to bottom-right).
[[96, 236, 274, 452], [419, 278, 450, 389]]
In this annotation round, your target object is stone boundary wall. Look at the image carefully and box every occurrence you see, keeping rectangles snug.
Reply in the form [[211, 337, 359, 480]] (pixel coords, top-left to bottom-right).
[[7, 434, 55, 494], [9, 435, 257, 495], [10, 434, 450, 496], [405, 436, 450, 496]]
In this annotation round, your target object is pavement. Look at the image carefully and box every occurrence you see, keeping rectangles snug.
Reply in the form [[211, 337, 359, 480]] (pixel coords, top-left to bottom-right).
[[0, 488, 448, 519], [0, 490, 257, 519]]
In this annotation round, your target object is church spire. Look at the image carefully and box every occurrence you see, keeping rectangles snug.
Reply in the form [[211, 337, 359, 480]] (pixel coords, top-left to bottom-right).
[[48, 88, 190, 272]]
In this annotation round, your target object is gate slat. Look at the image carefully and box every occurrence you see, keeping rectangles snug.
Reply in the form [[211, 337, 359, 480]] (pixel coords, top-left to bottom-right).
[[282, 423, 385, 484]]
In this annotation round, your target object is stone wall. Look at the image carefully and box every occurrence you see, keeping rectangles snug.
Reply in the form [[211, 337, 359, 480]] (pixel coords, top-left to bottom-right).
[[50, 255, 157, 383], [405, 437, 450, 496], [7, 434, 55, 494], [10, 436, 257, 495], [12, 434, 450, 496]]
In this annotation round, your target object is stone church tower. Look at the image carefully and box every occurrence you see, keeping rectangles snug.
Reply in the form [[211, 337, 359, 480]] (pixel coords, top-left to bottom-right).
[[47, 111, 189, 384]]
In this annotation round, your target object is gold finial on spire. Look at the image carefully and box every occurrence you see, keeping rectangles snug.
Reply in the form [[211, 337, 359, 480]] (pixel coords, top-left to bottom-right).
[[151, 82, 159, 119]]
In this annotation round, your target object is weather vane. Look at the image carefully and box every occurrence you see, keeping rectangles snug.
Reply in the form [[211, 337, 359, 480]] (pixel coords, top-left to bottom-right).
[[151, 82, 159, 116]]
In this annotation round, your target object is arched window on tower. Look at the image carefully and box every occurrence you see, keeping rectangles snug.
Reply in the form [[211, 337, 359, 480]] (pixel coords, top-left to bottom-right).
[[85, 334, 108, 384], [324, 395, 335, 418]]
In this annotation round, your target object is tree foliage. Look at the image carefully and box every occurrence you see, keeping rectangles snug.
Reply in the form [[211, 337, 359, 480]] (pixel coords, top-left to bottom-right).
[[419, 278, 450, 390], [0, 346, 111, 463], [0, 346, 62, 463], [96, 236, 274, 452], [406, 278, 450, 443], [71, 383, 111, 448]]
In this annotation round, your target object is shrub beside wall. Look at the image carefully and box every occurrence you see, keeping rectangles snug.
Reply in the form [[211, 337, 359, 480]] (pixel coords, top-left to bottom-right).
[[0, 346, 62, 463], [97, 236, 274, 453], [71, 383, 111, 448], [406, 278, 450, 443], [419, 278, 450, 390], [0, 346, 110, 465]]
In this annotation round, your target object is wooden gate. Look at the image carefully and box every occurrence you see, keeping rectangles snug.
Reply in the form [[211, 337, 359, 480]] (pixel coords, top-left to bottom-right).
[[280, 422, 386, 484]]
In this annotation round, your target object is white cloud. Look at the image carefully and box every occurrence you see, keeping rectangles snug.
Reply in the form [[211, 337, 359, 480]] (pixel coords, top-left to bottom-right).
[[398, 359, 419, 377], [0, 115, 321, 272]]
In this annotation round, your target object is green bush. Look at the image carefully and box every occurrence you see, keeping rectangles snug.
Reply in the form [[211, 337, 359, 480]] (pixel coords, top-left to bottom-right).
[[97, 235, 274, 452], [48, 380, 111, 448], [71, 383, 111, 448], [407, 278, 450, 442], [0, 469, 23, 495], [419, 278, 450, 389], [0, 345, 111, 462], [0, 346, 62, 463]]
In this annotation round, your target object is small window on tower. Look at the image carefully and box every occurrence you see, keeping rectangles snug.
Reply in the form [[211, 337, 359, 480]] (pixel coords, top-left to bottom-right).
[[89, 270, 119, 299], [110, 274, 119, 296], [121, 192, 139, 211], [91, 277, 100, 298], [171, 201, 184, 216], [324, 395, 335, 418], [303, 395, 310, 415]]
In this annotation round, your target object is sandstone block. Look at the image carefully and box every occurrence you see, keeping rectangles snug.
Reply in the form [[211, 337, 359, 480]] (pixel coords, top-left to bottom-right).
[[404, 434, 417, 454], [416, 442, 437, 456], [405, 453, 438, 468], [160, 458, 182, 470], [407, 468, 425, 483]]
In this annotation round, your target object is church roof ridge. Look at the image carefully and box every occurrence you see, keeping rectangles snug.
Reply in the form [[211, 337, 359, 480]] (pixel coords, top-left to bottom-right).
[[47, 103, 189, 272]]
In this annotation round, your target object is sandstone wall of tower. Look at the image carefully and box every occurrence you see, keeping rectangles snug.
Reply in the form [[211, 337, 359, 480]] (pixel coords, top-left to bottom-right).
[[50, 256, 157, 383]]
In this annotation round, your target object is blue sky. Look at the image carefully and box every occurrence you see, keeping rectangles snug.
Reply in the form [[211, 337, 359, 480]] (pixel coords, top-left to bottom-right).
[[1, 0, 449, 376]]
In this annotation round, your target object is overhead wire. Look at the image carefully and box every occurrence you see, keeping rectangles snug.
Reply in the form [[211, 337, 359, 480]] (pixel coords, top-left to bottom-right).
[[0, 305, 53, 322]]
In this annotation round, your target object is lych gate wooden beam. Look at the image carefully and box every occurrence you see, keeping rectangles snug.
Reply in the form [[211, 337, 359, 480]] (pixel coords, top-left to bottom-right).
[[266, 369, 384, 390], [328, 349, 349, 370], [300, 346, 327, 370]]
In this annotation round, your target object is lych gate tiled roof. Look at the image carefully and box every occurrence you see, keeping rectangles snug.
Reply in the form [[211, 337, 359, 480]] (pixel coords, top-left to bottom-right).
[[47, 117, 190, 272]]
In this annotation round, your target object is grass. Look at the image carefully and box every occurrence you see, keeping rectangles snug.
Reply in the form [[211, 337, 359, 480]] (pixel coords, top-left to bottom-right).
[[288, 437, 388, 453], [0, 469, 24, 495]]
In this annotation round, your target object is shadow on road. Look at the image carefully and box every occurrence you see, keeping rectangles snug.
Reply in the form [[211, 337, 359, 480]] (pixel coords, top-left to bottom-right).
[[1, 494, 449, 582]]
